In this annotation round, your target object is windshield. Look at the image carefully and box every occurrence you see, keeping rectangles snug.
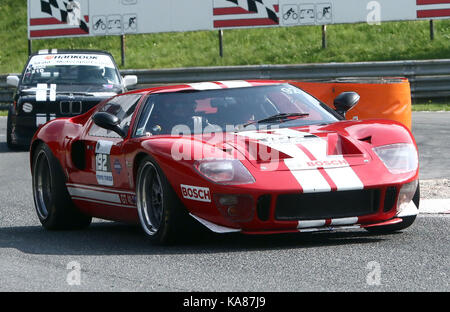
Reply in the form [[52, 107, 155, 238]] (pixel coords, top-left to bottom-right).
[[22, 53, 121, 86], [135, 84, 339, 136]]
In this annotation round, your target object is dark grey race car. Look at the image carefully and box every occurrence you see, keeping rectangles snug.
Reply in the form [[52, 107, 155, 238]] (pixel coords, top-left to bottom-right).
[[6, 49, 137, 149]]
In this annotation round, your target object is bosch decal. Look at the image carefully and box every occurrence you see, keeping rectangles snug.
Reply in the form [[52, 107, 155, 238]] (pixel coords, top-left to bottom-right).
[[181, 185, 211, 202]]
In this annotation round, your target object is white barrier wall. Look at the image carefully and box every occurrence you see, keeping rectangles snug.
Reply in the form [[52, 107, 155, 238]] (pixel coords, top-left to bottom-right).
[[28, 0, 450, 39]]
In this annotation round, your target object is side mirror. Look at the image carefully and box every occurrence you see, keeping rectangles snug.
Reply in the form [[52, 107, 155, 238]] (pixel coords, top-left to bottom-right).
[[122, 75, 138, 88], [334, 92, 360, 118], [6, 75, 20, 88], [92, 112, 126, 138]]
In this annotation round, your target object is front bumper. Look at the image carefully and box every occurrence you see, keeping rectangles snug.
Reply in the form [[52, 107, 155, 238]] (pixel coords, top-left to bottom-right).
[[10, 113, 58, 147], [186, 181, 418, 235]]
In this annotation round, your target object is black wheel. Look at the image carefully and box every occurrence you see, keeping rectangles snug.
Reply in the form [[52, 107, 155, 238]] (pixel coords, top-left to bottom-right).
[[136, 156, 192, 244], [366, 183, 420, 234], [6, 105, 17, 150], [32, 142, 92, 230]]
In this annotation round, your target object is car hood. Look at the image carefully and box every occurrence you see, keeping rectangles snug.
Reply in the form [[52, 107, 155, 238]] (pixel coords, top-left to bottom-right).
[[147, 119, 414, 174], [220, 125, 371, 171], [18, 83, 122, 98]]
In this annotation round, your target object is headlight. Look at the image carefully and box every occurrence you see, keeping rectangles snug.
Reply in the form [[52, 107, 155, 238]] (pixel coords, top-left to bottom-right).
[[397, 180, 418, 216], [373, 143, 418, 174], [22, 102, 33, 113], [194, 159, 255, 185]]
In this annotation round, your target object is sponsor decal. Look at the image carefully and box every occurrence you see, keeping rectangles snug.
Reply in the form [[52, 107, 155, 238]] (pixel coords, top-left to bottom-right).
[[28, 53, 115, 68], [95, 140, 114, 186], [113, 159, 122, 174], [303, 159, 349, 169], [119, 193, 136, 206], [181, 184, 211, 202]]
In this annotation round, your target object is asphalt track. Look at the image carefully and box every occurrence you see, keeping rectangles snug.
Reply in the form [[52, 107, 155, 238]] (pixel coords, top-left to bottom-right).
[[0, 113, 448, 292]]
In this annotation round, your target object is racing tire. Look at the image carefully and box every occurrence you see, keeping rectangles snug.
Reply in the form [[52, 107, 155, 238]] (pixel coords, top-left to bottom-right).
[[136, 155, 193, 245], [32, 142, 92, 230], [366, 183, 420, 234]]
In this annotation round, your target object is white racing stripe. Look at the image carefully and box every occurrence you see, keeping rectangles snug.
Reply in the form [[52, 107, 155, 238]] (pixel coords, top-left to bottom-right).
[[325, 167, 364, 191], [299, 137, 364, 191], [36, 114, 47, 127], [68, 186, 121, 203], [297, 217, 358, 229], [36, 84, 47, 102], [66, 183, 135, 194], [49, 84, 56, 101], [298, 219, 326, 229], [288, 168, 331, 193], [330, 217, 359, 226], [188, 82, 221, 90], [217, 80, 253, 88], [238, 128, 331, 193], [67, 184, 136, 209], [71, 197, 135, 209]]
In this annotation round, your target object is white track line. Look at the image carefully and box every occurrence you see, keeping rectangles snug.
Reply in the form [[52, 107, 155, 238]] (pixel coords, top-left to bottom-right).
[[420, 199, 450, 214]]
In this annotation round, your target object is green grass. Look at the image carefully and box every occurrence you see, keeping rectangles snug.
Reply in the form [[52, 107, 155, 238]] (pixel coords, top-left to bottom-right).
[[412, 102, 450, 111], [1, 0, 450, 74]]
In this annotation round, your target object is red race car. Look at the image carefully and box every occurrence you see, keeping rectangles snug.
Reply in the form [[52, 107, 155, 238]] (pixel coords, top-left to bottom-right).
[[30, 80, 420, 244]]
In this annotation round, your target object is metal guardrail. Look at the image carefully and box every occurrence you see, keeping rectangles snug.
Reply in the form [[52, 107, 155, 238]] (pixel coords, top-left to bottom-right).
[[2, 59, 450, 108]]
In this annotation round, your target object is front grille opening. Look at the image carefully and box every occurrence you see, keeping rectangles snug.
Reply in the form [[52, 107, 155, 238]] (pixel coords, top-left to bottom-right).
[[72, 101, 82, 114], [60, 102, 70, 114], [257, 194, 272, 221], [275, 189, 381, 221], [60, 101, 83, 115], [383, 187, 398, 212]]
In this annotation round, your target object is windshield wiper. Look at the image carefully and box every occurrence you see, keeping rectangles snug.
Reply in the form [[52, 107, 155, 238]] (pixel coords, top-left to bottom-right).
[[242, 113, 309, 128]]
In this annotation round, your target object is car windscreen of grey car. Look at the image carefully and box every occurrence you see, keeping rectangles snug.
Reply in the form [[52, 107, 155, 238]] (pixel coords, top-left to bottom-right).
[[22, 54, 121, 86]]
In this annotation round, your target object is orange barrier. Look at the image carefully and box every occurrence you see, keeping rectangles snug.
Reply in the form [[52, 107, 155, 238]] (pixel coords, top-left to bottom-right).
[[290, 78, 412, 129]]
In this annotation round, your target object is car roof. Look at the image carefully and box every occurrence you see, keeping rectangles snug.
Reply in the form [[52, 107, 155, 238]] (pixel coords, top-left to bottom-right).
[[30, 49, 113, 57]]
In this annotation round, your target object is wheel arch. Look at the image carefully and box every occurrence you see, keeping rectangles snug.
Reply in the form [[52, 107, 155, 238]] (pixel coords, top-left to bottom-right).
[[30, 139, 67, 182], [30, 139, 44, 170], [133, 152, 151, 186]]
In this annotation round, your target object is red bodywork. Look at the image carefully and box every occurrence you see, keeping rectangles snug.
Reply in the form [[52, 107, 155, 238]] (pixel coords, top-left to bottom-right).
[[30, 80, 419, 234]]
